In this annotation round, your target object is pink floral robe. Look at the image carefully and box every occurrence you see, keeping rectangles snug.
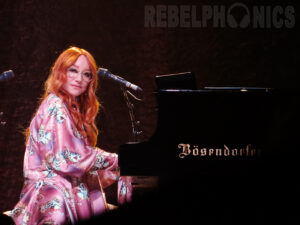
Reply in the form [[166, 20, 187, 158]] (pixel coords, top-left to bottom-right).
[[8, 93, 132, 225]]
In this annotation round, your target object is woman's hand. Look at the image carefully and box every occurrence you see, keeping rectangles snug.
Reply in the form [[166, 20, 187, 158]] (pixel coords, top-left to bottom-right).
[[82, 172, 100, 191]]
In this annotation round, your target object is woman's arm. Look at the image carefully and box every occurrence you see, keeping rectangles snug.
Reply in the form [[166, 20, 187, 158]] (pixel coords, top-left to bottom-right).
[[27, 94, 115, 178]]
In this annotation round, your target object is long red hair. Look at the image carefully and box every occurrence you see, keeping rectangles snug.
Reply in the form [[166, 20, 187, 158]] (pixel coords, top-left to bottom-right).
[[27, 47, 100, 146]]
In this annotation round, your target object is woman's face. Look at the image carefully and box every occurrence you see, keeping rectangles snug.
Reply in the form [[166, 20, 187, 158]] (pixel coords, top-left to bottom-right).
[[62, 55, 92, 99]]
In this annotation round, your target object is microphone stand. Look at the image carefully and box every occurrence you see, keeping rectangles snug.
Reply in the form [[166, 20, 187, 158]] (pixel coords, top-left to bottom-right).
[[120, 85, 143, 142]]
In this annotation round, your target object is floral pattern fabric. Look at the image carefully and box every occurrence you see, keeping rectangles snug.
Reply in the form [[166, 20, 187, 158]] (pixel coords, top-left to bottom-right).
[[9, 94, 132, 225]]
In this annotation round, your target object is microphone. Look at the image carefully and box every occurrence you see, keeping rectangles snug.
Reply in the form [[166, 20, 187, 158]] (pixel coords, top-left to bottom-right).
[[0, 70, 15, 82], [97, 68, 142, 92]]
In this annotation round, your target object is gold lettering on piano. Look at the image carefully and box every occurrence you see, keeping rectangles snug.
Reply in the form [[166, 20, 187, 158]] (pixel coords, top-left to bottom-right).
[[178, 143, 191, 158], [178, 144, 260, 158]]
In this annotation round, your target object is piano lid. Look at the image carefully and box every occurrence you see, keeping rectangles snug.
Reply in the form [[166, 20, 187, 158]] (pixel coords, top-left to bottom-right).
[[155, 71, 197, 90]]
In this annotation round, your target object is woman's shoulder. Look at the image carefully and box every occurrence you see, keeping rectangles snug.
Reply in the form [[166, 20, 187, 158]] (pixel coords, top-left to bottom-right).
[[39, 93, 64, 110], [45, 93, 63, 104], [28, 94, 69, 130], [38, 93, 68, 120]]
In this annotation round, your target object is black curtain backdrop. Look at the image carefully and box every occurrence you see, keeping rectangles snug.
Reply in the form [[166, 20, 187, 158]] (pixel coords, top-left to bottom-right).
[[0, 0, 298, 217]]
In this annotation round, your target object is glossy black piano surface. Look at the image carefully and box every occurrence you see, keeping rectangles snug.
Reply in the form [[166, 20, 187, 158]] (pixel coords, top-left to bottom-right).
[[115, 88, 300, 224], [120, 88, 299, 176], [81, 74, 300, 224]]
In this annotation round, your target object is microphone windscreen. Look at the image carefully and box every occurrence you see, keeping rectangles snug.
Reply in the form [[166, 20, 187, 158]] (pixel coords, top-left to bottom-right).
[[0, 70, 15, 82]]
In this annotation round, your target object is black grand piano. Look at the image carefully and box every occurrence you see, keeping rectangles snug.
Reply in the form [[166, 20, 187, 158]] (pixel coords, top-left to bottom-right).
[[84, 73, 300, 224]]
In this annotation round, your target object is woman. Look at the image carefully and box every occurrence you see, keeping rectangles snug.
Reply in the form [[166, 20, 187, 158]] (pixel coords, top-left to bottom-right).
[[7, 47, 132, 224]]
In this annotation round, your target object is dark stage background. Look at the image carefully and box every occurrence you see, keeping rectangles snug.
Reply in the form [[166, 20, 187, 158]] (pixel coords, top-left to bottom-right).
[[0, 0, 298, 220]]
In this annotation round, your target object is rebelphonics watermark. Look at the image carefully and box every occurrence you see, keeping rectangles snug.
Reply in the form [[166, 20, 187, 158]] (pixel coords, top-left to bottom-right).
[[145, 3, 295, 28]]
